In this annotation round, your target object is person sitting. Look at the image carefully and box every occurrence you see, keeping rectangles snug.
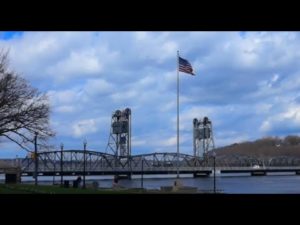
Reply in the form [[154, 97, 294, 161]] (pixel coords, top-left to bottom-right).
[[76, 176, 82, 187], [112, 176, 119, 189], [172, 179, 183, 192]]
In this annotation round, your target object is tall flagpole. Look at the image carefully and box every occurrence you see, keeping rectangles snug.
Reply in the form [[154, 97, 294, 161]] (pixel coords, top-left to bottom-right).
[[177, 50, 180, 179]]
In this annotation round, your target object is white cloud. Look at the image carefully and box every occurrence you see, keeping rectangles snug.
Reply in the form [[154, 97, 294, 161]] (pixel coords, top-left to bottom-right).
[[72, 119, 99, 138], [84, 79, 114, 95], [259, 104, 300, 133], [158, 134, 190, 148], [260, 121, 271, 132], [1, 32, 120, 82], [131, 136, 146, 147], [160, 136, 177, 147], [47, 50, 103, 79], [160, 101, 176, 112], [133, 32, 178, 63], [255, 103, 272, 114], [48, 89, 80, 105], [272, 74, 279, 83], [136, 75, 156, 87], [111, 90, 138, 102], [55, 105, 75, 113]]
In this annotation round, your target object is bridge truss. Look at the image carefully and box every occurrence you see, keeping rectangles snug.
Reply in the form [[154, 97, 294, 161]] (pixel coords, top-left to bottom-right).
[[20, 150, 300, 175]]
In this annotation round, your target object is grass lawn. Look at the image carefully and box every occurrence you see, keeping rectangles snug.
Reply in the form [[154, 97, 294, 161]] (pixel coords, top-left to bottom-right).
[[0, 184, 148, 194]]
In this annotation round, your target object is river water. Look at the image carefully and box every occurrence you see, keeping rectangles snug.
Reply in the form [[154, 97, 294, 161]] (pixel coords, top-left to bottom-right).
[[1, 173, 300, 193]]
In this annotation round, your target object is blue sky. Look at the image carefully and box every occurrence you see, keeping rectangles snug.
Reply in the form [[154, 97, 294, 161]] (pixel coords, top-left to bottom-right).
[[1, 31, 300, 158]]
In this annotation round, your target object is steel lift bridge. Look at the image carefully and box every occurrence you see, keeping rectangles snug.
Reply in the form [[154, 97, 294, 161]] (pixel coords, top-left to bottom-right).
[[20, 111, 300, 178], [193, 116, 215, 165]]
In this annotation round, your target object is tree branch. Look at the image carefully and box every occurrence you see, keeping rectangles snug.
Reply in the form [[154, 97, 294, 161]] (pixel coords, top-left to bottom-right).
[[1, 134, 32, 152]]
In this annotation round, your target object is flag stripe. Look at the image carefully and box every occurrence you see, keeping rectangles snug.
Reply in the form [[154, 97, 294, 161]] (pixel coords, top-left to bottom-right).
[[179, 56, 195, 75]]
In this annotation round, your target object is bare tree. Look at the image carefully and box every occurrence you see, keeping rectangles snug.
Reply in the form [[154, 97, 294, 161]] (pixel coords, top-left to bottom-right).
[[0, 50, 54, 152], [284, 135, 300, 146]]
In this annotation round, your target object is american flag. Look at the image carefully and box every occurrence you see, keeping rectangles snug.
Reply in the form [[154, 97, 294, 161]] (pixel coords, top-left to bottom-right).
[[179, 56, 195, 75]]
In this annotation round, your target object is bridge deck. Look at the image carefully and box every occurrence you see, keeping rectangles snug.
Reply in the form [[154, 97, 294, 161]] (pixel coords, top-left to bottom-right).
[[19, 167, 300, 176]]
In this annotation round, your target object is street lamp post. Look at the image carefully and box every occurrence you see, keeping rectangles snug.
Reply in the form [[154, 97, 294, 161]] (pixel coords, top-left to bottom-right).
[[34, 132, 38, 186], [141, 157, 144, 189], [83, 139, 87, 189], [60, 143, 64, 186], [213, 151, 216, 194], [53, 157, 56, 185], [15, 155, 19, 167]]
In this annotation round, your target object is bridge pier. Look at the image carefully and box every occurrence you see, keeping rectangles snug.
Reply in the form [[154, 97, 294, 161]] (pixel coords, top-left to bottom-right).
[[251, 171, 266, 176], [193, 172, 210, 178], [295, 171, 300, 175]]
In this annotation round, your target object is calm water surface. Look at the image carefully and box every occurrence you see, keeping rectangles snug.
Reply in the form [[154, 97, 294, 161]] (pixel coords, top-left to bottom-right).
[[1, 173, 300, 193]]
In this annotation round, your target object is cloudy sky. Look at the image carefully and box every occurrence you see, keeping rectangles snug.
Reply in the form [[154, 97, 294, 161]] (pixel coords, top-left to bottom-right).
[[0, 31, 300, 158]]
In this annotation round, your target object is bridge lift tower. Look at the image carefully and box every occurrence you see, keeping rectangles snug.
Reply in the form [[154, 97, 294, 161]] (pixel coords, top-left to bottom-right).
[[193, 116, 215, 161], [106, 108, 132, 160]]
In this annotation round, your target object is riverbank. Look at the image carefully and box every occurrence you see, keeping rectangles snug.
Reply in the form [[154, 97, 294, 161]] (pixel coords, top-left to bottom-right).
[[0, 184, 209, 194], [0, 184, 199, 194]]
